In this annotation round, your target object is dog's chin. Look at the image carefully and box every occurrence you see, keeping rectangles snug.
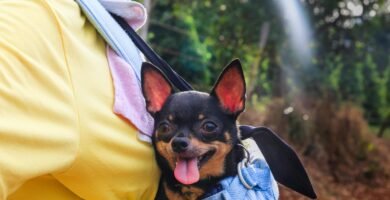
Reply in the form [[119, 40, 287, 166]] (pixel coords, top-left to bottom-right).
[[171, 149, 216, 185]]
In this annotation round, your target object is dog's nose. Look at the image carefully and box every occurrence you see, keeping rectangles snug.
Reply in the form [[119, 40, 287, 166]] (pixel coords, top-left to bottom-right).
[[172, 138, 190, 153]]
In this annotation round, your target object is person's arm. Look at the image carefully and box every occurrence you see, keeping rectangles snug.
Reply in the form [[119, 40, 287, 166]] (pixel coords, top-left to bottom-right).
[[0, 1, 79, 198]]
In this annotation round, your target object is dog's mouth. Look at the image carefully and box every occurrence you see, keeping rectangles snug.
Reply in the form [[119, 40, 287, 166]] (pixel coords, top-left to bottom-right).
[[173, 149, 216, 185]]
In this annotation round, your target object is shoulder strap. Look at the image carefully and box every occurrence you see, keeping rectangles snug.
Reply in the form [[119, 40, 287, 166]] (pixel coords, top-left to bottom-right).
[[76, 0, 192, 91], [111, 14, 193, 91], [76, 0, 144, 82]]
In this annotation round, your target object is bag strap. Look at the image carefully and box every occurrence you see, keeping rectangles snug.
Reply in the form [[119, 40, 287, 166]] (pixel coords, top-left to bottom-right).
[[111, 14, 193, 91]]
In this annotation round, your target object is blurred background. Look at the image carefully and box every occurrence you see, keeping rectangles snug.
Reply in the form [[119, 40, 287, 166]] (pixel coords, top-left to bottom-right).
[[139, 0, 390, 199]]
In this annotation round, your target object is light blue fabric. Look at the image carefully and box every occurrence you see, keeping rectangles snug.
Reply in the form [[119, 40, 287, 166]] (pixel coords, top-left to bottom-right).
[[76, 0, 143, 83], [202, 159, 279, 200]]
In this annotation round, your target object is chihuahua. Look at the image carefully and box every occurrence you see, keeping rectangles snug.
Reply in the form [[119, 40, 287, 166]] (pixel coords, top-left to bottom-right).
[[142, 59, 247, 199], [141, 59, 316, 200]]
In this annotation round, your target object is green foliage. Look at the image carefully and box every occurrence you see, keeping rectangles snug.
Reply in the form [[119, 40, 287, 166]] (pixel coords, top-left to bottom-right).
[[148, 0, 211, 85], [384, 66, 390, 112], [362, 54, 387, 124], [147, 0, 390, 124], [148, 0, 283, 88]]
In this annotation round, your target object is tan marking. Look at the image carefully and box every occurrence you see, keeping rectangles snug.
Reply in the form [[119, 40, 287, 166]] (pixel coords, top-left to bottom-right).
[[168, 115, 174, 121], [199, 141, 233, 179], [198, 114, 205, 120], [163, 183, 204, 200], [164, 182, 182, 200], [181, 186, 205, 200], [224, 131, 232, 143], [156, 141, 176, 169], [181, 138, 233, 180], [189, 138, 213, 154]]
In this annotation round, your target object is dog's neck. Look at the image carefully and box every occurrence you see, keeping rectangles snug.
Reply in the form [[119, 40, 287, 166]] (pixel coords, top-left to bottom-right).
[[159, 144, 245, 200]]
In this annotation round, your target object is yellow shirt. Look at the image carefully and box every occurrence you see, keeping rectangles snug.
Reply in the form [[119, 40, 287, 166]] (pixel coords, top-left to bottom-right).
[[0, 0, 159, 199]]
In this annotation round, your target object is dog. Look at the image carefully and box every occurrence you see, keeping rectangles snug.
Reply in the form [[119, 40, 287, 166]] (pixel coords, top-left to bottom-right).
[[141, 59, 316, 200]]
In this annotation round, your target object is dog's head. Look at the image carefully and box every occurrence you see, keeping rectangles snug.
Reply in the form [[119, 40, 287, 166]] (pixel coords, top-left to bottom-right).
[[141, 60, 245, 185]]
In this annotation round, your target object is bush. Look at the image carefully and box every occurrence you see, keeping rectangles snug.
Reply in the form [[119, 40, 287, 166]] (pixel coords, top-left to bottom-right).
[[241, 97, 386, 183]]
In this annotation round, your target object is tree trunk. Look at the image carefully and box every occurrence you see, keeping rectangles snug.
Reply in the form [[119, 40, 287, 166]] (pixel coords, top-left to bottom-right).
[[378, 113, 390, 138], [247, 22, 270, 103]]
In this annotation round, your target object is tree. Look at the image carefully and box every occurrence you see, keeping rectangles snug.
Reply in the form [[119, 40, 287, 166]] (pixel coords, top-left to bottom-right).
[[147, 0, 390, 124]]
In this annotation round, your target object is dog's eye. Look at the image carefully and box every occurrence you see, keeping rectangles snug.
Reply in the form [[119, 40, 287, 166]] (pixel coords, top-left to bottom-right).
[[202, 122, 218, 133], [157, 122, 171, 134]]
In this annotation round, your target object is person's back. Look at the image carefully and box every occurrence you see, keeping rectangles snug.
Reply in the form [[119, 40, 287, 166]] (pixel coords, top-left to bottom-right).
[[0, 1, 159, 199]]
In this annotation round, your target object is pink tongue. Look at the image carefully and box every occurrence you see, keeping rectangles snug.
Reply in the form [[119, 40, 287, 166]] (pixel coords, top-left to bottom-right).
[[174, 158, 200, 185]]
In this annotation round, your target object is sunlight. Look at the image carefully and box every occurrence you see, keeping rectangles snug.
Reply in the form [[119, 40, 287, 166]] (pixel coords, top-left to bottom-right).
[[275, 0, 313, 65]]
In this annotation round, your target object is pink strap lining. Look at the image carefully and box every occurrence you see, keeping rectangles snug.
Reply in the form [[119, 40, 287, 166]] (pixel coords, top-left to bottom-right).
[[107, 48, 154, 137]]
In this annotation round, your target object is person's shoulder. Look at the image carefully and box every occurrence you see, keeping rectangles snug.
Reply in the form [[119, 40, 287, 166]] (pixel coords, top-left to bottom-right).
[[0, 0, 75, 57], [0, 0, 58, 30]]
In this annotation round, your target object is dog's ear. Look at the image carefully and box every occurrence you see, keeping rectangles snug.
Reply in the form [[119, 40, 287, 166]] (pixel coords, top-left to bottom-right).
[[141, 62, 173, 114], [210, 59, 246, 115], [240, 125, 317, 199]]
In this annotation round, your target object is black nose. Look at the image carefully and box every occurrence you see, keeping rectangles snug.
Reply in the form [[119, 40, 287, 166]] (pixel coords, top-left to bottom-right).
[[172, 138, 189, 153]]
